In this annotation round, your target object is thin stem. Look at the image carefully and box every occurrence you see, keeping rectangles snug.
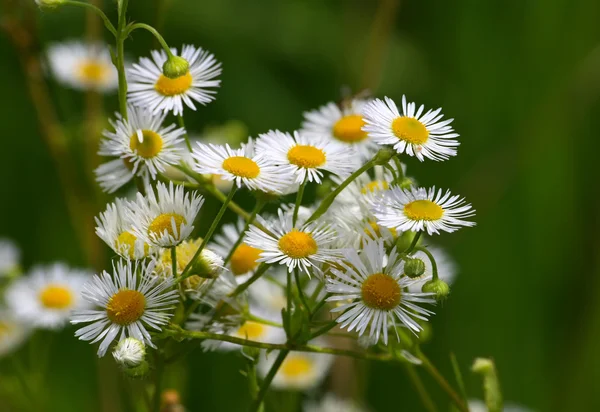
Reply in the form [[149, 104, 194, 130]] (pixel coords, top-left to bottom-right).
[[250, 350, 289, 412], [151, 354, 164, 412], [404, 364, 437, 412], [246, 314, 282, 328], [404, 232, 422, 255], [116, 0, 129, 119], [63, 1, 117, 36], [309, 294, 331, 322], [229, 263, 269, 298], [293, 179, 307, 226], [179, 186, 238, 281], [286, 269, 292, 336], [171, 247, 177, 278], [125, 22, 174, 58], [224, 201, 265, 265], [414, 246, 439, 280], [203, 184, 252, 222], [177, 115, 192, 152], [294, 269, 310, 314], [309, 320, 337, 340], [418, 351, 469, 412]]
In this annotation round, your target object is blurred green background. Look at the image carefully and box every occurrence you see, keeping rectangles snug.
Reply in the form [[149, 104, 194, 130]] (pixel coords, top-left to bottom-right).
[[2, 0, 600, 411]]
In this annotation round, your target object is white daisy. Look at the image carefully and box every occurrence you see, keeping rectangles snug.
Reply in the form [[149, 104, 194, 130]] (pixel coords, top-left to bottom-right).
[[304, 394, 367, 412], [128, 182, 204, 247], [362, 96, 459, 161], [245, 207, 342, 276], [255, 130, 358, 184], [95, 199, 150, 260], [404, 246, 457, 293], [5, 263, 92, 330], [47, 41, 118, 92], [0, 238, 20, 276], [326, 238, 435, 344], [0, 311, 30, 357], [191, 141, 293, 193], [372, 186, 476, 235], [127, 45, 221, 115], [99, 105, 184, 179], [71, 259, 178, 356], [301, 98, 378, 160], [94, 158, 141, 194], [258, 344, 334, 390]]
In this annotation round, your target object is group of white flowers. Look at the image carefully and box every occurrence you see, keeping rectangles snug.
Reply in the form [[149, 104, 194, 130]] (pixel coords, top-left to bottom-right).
[[1, 12, 476, 408]]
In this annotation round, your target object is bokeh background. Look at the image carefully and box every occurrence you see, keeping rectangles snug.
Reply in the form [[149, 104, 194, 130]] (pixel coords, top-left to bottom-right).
[[1, 0, 600, 411]]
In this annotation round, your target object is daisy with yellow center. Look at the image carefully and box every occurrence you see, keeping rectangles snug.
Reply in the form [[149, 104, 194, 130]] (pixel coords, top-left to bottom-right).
[[301, 99, 379, 160], [5, 263, 92, 330], [128, 182, 204, 247], [326, 239, 435, 344], [95, 199, 150, 260], [46, 41, 118, 92], [99, 105, 184, 180], [362, 95, 460, 161], [255, 130, 358, 184], [128, 45, 222, 115], [245, 207, 342, 276], [372, 186, 476, 235], [191, 140, 294, 194], [0, 311, 30, 357], [71, 260, 178, 357]]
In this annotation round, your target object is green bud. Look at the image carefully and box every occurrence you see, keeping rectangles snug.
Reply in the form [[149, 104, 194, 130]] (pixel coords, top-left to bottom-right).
[[373, 147, 396, 165], [472, 358, 503, 412], [404, 258, 426, 278], [190, 249, 223, 279], [162, 55, 190, 79], [422, 279, 450, 302], [35, 0, 65, 8], [399, 177, 414, 190]]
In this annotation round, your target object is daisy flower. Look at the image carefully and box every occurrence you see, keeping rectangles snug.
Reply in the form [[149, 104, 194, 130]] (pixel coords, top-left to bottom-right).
[[71, 260, 178, 357], [0, 238, 20, 276], [94, 158, 143, 194], [128, 182, 204, 247], [127, 45, 221, 115], [301, 98, 378, 160], [47, 41, 118, 92], [255, 130, 357, 184], [245, 207, 341, 276], [258, 344, 334, 390], [0, 311, 30, 357], [99, 105, 184, 179], [372, 186, 476, 235], [362, 96, 459, 161], [191, 140, 293, 193], [326, 239, 435, 344], [6, 263, 92, 330], [404, 246, 457, 293], [95, 199, 150, 260]]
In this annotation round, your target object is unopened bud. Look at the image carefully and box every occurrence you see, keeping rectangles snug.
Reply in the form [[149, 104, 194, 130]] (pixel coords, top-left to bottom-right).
[[191, 249, 224, 279], [113, 337, 146, 367], [162, 55, 189, 79], [373, 147, 396, 165], [404, 258, 426, 278], [399, 177, 414, 190], [422, 279, 450, 302]]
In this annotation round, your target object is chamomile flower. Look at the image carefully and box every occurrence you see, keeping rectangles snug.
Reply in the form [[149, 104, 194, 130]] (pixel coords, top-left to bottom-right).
[[128, 45, 221, 115], [304, 394, 367, 412], [71, 260, 178, 356], [0, 311, 30, 357], [192, 141, 292, 193], [210, 218, 263, 283], [404, 246, 456, 293], [6, 263, 91, 330], [301, 99, 378, 160], [95, 199, 150, 260], [128, 182, 204, 247], [245, 207, 342, 276], [255, 130, 357, 184], [373, 186, 476, 235], [99, 105, 184, 179], [362, 96, 459, 161], [258, 345, 334, 390], [47, 41, 117, 92], [0, 238, 20, 276], [94, 158, 141, 194], [326, 239, 435, 344]]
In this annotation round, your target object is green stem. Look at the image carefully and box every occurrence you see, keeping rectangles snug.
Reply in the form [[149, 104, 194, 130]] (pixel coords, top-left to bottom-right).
[[229, 263, 269, 298], [171, 247, 177, 277], [124, 22, 174, 58], [224, 201, 265, 265], [404, 232, 422, 255], [179, 186, 238, 281], [151, 353, 164, 412], [63, 1, 117, 36], [293, 179, 307, 226], [177, 115, 192, 152], [250, 350, 289, 412], [286, 269, 292, 336], [294, 269, 310, 313], [414, 246, 439, 281], [308, 294, 331, 322], [309, 320, 337, 340], [116, 0, 129, 119], [418, 351, 469, 412], [404, 364, 437, 412], [246, 314, 282, 328]]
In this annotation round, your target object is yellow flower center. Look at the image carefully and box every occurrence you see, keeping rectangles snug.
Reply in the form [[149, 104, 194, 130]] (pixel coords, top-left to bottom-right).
[[106, 289, 146, 326], [129, 130, 164, 159], [281, 356, 313, 378], [38, 285, 73, 309], [332, 114, 368, 143], [287, 145, 326, 169], [361, 180, 389, 194], [148, 213, 187, 237], [403, 200, 443, 221], [222, 156, 260, 178], [77, 60, 109, 83], [361, 273, 401, 310], [391, 117, 429, 145], [278, 230, 318, 259], [230, 243, 262, 275], [234, 321, 266, 340], [154, 72, 193, 96], [116, 231, 148, 259]]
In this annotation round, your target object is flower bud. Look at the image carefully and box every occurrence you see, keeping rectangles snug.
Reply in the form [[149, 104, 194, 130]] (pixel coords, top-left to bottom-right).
[[422, 279, 450, 302], [191, 249, 224, 279], [35, 0, 65, 8], [373, 147, 396, 165], [399, 177, 414, 190], [404, 258, 426, 278], [113, 337, 146, 367], [162, 55, 189, 79]]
